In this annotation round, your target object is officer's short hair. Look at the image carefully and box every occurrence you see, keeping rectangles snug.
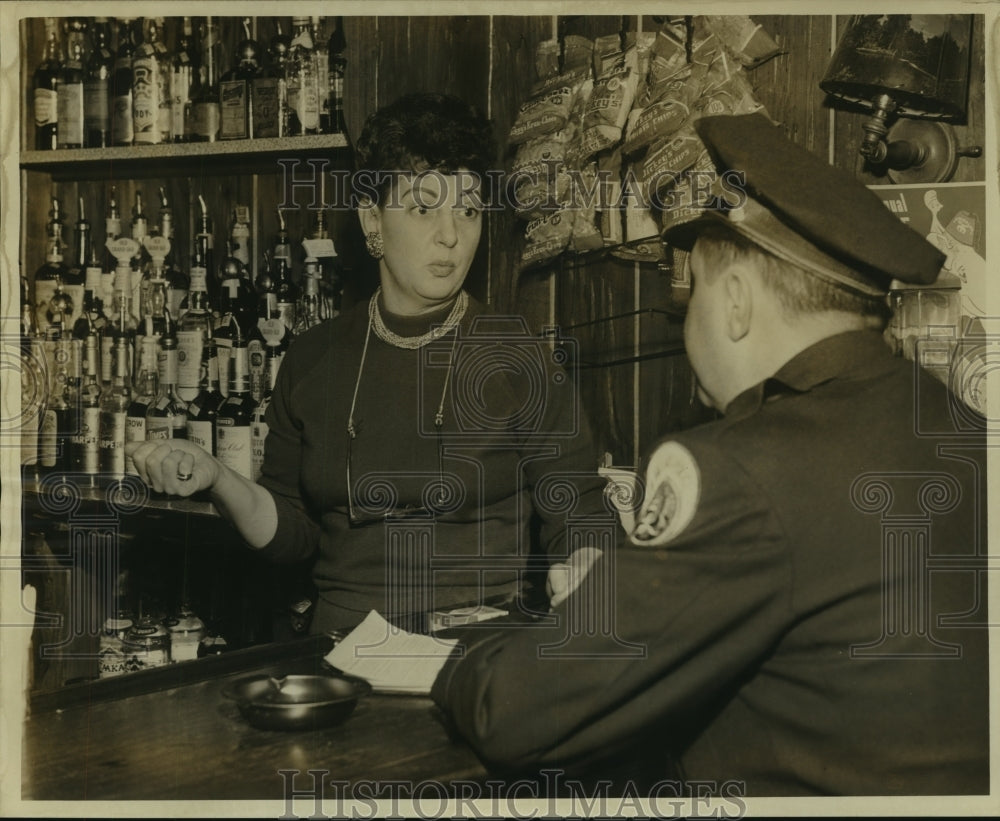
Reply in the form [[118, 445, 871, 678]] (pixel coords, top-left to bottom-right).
[[696, 224, 891, 329]]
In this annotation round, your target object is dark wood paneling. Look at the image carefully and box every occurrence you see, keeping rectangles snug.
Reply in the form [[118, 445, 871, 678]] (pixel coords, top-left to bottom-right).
[[343, 16, 379, 146], [375, 17, 490, 111], [489, 15, 553, 317], [750, 15, 833, 153]]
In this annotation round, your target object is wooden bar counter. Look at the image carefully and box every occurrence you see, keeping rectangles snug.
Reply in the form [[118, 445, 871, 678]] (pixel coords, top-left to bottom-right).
[[23, 635, 488, 801]]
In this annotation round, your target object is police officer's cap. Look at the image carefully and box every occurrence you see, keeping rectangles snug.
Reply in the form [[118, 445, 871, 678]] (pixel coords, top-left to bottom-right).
[[662, 113, 945, 296]]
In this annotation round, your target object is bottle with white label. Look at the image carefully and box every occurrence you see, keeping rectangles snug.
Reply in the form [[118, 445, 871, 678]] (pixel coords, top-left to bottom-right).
[[132, 18, 168, 144], [33, 19, 61, 150], [57, 35, 85, 148], [145, 313, 188, 441], [186, 341, 224, 455], [285, 17, 319, 135], [126, 336, 158, 473], [177, 252, 212, 404], [215, 325, 256, 479], [99, 334, 132, 480], [71, 333, 102, 480]]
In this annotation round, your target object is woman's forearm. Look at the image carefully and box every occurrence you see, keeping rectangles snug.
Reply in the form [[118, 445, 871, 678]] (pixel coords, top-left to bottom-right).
[[209, 463, 278, 549]]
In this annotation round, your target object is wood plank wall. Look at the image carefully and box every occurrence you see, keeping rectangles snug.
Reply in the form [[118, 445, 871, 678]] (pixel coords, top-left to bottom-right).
[[18, 12, 988, 467]]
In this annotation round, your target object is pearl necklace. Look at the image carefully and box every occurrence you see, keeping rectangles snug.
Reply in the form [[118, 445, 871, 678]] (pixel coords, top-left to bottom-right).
[[369, 287, 469, 350]]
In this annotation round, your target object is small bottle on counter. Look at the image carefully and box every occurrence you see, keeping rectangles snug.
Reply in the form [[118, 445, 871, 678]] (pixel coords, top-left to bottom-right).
[[165, 604, 206, 663], [99, 608, 135, 678], [123, 614, 171, 672]]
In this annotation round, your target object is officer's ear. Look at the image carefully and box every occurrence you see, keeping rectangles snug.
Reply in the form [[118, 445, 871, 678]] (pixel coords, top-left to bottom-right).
[[723, 264, 753, 342]]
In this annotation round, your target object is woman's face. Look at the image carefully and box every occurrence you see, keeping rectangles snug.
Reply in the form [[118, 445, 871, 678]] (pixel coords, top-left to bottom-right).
[[367, 170, 483, 315]]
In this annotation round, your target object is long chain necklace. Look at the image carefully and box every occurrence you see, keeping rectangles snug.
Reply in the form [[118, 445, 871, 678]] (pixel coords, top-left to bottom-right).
[[348, 294, 462, 440], [369, 287, 469, 350]]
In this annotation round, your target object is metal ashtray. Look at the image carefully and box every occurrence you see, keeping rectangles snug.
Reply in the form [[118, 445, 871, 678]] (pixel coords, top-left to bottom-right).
[[222, 674, 372, 731]]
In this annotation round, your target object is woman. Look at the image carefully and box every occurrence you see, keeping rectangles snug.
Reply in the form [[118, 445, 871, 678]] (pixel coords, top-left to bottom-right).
[[127, 93, 607, 633]]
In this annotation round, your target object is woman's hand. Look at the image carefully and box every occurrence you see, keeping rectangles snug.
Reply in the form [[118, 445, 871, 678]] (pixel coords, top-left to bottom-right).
[[124, 440, 221, 497]]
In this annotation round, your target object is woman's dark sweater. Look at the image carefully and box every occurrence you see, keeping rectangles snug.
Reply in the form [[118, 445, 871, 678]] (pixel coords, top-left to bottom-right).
[[257, 293, 608, 631]]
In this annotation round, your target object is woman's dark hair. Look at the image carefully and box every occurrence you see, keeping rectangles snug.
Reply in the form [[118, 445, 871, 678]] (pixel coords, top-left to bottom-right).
[[353, 92, 496, 206]]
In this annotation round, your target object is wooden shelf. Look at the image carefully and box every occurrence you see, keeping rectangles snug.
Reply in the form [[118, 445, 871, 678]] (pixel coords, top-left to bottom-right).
[[20, 133, 352, 181], [22, 475, 220, 518]]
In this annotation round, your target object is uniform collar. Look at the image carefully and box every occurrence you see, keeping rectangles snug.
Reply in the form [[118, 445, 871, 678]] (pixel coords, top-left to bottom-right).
[[724, 330, 895, 418]]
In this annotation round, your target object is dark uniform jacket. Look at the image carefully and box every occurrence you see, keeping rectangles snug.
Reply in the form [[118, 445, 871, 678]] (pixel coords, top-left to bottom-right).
[[432, 330, 989, 795]]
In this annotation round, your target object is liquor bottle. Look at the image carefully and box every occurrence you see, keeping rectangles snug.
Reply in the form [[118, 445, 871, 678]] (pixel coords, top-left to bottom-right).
[[250, 341, 281, 481], [177, 249, 213, 404], [285, 16, 319, 136], [111, 18, 136, 146], [292, 264, 324, 335], [193, 194, 217, 306], [130, 191, 149, 308], [71, 282, 107, 345], [274, 254, 299, 332], [145, 313, 187, 441], [212, 243, 254, 398], [99, 333, 132, 480], [154, 19, 173, 143], [186, 340, 224, 455], [140, 242, 170, 341], [273, 209, 293, 271], [247, 284, 286, 404], [230, 206, 251, 271], [71, 332, 102, 479], [78, 240, 112, 384], [21, 276, 42, 473], [34, 197, 70, 335], [133, 18, 169, 144], [268, 22, 292, 138], [105, 235, 141, 356], [156, 190, 188, 316], [219, 18, 260, 141], [190, 17, 220, 142], [38, 338, 74, 474], [254, 249, 275, 300], [325, 17, 348, 135], [252, 20, 282, 139], [84, 18, 113, 148], [57, 32, 85, 149], [102, 186, 122, 285], [126, 335, 158, 473], [61, 196, 89, 329], [215, 324, 256, 479], [170, 17, 195, 142], [311, 17, 330, 134], [33, 19, 61, 151]]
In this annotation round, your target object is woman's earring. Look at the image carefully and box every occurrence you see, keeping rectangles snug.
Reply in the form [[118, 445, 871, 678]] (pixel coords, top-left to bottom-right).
[[365, 231, 384, 259]]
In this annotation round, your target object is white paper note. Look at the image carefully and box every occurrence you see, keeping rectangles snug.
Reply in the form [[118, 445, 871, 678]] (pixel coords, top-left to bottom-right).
[[324, 610, 458, 695]]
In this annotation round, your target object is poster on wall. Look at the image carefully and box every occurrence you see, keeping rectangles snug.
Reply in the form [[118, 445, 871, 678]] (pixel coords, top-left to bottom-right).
[[871, 181, 987, 320]]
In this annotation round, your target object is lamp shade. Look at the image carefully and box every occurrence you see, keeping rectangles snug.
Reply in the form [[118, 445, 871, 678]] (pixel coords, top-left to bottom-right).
[[820, 15, 972, 120]]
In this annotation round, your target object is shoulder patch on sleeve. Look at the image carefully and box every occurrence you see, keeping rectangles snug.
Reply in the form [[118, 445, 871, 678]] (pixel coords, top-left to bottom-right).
[[629, 441, 701, 548]]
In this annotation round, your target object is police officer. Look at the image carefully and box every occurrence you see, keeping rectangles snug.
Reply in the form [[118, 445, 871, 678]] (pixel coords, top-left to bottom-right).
[[429, 113, 989, 795]]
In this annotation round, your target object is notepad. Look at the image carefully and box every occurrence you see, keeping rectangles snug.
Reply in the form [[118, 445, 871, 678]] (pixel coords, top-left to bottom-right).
[[324, 610, 459, 695]]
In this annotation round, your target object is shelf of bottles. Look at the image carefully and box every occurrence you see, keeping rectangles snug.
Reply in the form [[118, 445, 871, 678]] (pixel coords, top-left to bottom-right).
[[19, 14, 354, 507]]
